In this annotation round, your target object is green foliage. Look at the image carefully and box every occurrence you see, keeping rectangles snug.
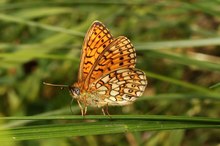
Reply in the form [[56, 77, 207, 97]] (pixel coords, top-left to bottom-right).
[[0, 0, 220, 145], [0, 115, 220, 141]]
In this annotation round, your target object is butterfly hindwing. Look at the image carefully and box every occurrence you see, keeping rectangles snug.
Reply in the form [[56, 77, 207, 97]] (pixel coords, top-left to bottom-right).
[[89, 68, 147, 106]]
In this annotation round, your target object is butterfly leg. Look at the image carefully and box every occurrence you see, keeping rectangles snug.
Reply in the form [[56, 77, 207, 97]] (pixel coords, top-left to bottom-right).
[[77, 100, 85, 116], [105, 103, 111, 117], [84, 106, 88, 115], [69, 98, 74, 114], [101, 108, 106, 116], [101, 103, 111, 117]]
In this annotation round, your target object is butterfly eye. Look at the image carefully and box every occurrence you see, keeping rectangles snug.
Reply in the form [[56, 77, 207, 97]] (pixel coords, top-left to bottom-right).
[[69, 87, 80, 97], [74, 87, 80, 95]]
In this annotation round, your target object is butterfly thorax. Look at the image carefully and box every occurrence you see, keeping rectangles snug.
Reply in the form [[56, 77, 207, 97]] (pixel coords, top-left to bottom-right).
[[69, 82, 108, 108]]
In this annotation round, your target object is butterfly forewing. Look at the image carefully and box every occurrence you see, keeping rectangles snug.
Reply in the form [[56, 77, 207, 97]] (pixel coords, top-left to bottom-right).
[[78, 21, 114, 89], [89, 68, 147, 106]]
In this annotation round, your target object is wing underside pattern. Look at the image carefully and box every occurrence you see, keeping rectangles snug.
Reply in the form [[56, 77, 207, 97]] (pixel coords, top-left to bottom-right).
[[89, 68, 147, 106]]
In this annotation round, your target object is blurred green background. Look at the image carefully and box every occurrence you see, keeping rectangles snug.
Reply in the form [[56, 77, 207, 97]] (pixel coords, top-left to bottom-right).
[[0, 0, 220, 146]]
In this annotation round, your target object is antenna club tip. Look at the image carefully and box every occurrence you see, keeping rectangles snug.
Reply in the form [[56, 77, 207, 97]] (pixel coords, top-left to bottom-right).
[[43, 82, 50, 85]]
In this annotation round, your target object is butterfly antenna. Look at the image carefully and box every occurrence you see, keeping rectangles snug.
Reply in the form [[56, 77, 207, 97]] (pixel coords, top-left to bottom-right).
[[70, 98, 74, 114], [43, 82, 69, 89]]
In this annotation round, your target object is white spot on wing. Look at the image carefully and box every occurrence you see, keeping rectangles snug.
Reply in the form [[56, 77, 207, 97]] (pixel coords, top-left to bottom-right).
[[112, 83, 119, 89], [136, 91, 142, 96], [129, 48, 133, 52], [139, 85, 146, 91], [122, 94, 128, 99], [122, 71, 130, 76], [104, 98, 113, 103], [101, 75, 110, 83], [124, 76, 131, 80], [123, 88, 129, 93], [116, 69, 128, 73], [98, 86, 108, 91], [129, 54, 135, 58], [117, 81, 125, 85], [114, 87, 120, 91], [110, 90, 119, 96], [96, 83, 101, 88], [109, 76, 117, 82], [130, 97, 137, 101], [139, 74, 145, 80], [98, 91, 107, 95], [109, 96, 116, 101], [141, 80, 146, 84]]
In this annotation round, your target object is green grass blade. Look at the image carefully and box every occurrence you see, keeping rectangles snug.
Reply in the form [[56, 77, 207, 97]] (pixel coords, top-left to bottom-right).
[[143, 50, 220, 72], [0, 115, 220, 123], [145, 71, 219, 97], [140, 93, 220, 100], [136, 37, 220, 50], [0, 13, 84, 36], [0, 115, 219, 141]]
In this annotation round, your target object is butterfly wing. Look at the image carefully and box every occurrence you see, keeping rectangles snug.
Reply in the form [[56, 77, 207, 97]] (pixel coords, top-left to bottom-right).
[[85, 36, 137, 88], [77, 21, 147, 105], [77, 21, 114, 88], [89, 68, 147, 106]]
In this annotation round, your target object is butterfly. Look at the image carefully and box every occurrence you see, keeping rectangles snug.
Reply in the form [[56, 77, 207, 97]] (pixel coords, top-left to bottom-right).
[[44, 21, 147, 116]]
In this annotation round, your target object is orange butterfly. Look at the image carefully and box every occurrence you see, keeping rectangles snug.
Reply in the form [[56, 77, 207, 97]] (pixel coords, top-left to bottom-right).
[[44, 21, 147, 116]]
